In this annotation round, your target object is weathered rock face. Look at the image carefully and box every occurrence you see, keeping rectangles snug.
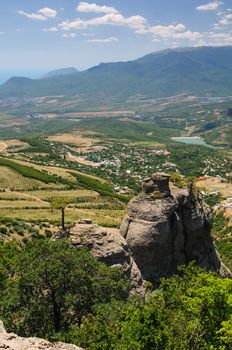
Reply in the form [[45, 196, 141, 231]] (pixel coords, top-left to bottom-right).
[[68, 221, 143, 292], [57, 174, 229, 291], [0, 320, 83, 350], [120, 173, 227, 286]]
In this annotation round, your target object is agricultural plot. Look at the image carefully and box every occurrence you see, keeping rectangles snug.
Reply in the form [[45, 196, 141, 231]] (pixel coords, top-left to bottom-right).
[[0, 166, 44, 190], [0, 207, 125, 227], [0, 155, 127, 233]]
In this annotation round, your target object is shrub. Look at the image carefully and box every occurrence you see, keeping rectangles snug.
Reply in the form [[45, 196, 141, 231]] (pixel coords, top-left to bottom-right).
[[0, 226, 8, 235]]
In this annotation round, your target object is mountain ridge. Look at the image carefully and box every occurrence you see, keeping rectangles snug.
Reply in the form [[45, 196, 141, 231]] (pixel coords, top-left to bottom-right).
[[41, 67, 78, 79], [0, 46, 232, 102]]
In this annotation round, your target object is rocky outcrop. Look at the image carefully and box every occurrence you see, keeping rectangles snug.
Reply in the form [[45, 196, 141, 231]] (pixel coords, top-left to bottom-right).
[[120, 173, 228, 286], [68, 220, 143, 292], [0, 321, 83, 350], [56, 173, 230, 290]]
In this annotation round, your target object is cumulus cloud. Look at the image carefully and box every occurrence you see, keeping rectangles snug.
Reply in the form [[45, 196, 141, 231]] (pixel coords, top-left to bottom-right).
[[38, 7, 57, 18], [59, 3, 227, 46], [62, 32, 76, 38], [77, 2, 118, 14], [196, 1, 223, 12], [59, 12, 147, 31], [137, 23, 203, 42], [87, 36, 118, 42], [18, 7, 57, 21], [43, 27, 58, 32]]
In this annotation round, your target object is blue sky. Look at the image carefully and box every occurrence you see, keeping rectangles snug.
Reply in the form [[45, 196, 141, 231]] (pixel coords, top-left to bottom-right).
[[0, 0, 231, 80]]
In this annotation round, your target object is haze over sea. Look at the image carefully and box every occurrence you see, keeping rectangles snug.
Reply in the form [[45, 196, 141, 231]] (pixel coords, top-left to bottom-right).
[[0, 71, 46, 85]]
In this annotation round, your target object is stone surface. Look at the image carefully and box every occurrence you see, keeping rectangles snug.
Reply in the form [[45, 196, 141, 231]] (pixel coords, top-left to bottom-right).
[[68, 222, 143, 292], [0, 322, 83, 350], [120, 174, 229, 286]]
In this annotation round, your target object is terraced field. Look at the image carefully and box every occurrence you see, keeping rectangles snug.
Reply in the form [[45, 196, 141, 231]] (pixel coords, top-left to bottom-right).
[[0, 155, 127, 233]]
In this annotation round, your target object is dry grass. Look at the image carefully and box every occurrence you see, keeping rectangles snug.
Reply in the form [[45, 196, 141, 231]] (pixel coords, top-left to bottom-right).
[[5, 139, 29, 151], [24, 189, 98, 200], [0, 200, 49, 209], [195, 176, 232, 197], [0, 207, 125, 226], [0, 166, 43, 190], [48, 130, 99, 153], [0, 141, 7, 152], [66, 152, 98, 167]]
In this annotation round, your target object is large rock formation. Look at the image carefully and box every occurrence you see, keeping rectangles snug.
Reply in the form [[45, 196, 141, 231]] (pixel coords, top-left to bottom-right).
[[0, 320, 83, 350], [120, 173, 228, 286], [59, 173, 229, 290]]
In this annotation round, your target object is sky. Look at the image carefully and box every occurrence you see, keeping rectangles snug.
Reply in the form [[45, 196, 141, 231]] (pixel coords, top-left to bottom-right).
[[0, 0, 231, 81]]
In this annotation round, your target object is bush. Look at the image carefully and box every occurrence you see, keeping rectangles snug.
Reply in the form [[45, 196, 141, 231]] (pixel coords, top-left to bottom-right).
[[0, 226, 8, 235], [44, 229, 53, 238], [22, 237, 29, 244]]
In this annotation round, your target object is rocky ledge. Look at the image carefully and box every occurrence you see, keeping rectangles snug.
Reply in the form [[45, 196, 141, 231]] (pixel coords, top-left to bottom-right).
[[56, 173, 231, 290], [0, 321, 83, 350]]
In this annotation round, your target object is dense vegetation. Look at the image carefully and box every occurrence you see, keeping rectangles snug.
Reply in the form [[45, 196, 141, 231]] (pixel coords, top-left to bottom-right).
[[0, 239, 231, 349], [0, 240, 129, 338], [212, 212, 232, 271]]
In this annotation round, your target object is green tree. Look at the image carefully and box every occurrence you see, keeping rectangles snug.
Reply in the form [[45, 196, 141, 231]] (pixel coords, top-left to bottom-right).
[[50, 198, 71, 230], [70, 265, 232, 350], [0, 240, 130, 339]]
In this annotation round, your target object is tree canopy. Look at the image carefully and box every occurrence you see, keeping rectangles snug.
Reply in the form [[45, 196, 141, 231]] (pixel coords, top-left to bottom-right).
[[0, 239, 130, 339]]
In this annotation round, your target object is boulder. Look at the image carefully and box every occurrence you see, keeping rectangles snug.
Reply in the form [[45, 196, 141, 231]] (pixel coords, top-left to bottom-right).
[[68, 221, 143, 292]]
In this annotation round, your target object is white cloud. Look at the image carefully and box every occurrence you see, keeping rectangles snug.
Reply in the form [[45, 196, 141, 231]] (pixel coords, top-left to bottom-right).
[[62, 33, 76, 38], [77, 2, 118, 14], [214, 11, 232, 28], [138, 23, 203, 42], [0, 31, 4, 34], [58, 5, 209, 46], [87, 36, 118, 42], [43, 27, 58, 32], [18, 10, 47, 21], [196, 1, 223, 12], [59, 13, 147, 31], [38, 7, 57, 18], [18, 7, 57, 21], [208, 31, 232, 44]]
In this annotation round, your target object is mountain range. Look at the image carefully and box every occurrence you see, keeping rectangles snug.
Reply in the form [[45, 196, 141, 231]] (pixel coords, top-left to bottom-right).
[[0, 46, 232, 102]]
